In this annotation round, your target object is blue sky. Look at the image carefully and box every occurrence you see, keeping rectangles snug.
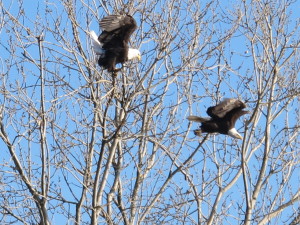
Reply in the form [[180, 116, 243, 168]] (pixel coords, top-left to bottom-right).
[[0, 0, 299, 224]]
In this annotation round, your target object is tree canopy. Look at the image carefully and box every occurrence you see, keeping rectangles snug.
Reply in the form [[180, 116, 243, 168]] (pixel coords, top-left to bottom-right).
[[0, 0, 299, 224]]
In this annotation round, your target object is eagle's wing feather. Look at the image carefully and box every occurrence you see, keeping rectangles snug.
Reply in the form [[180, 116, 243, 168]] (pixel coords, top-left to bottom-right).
[[230, 110, 250, 126], [100, 15, 126, 32], [207, 98, 246, 118], [99, 15, 137, 44]]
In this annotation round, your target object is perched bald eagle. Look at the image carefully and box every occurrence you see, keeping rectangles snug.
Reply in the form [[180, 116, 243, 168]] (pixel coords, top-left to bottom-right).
[[90, 15, 141, 72], [187, 98, 250, 139]]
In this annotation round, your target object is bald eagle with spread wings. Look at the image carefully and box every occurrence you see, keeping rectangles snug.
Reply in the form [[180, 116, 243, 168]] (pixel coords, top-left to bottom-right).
[[90, 15, 141, 72], [188, 98, 250, 139]]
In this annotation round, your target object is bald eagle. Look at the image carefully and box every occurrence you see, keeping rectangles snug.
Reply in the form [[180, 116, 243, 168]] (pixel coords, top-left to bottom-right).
[[187, 98, 250, 139], [90, 15, 141, 72]]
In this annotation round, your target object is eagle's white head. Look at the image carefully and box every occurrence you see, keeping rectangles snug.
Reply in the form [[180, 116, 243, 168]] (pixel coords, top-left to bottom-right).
[[228, 128, 243, 139], [128, 48, 141, 61]]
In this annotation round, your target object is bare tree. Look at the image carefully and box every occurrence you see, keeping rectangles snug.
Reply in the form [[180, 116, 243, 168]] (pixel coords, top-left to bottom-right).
[[0, 0, 299, 224]]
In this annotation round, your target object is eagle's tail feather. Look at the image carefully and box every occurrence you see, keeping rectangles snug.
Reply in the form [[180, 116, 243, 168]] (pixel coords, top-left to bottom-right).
[[187, 116, 208, 123], [90, 30, 104, 55]]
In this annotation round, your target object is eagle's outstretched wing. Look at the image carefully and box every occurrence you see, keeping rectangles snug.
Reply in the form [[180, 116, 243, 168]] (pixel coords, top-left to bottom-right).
[[207, 98, 246, 119], [99, 15, 137, 45]]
